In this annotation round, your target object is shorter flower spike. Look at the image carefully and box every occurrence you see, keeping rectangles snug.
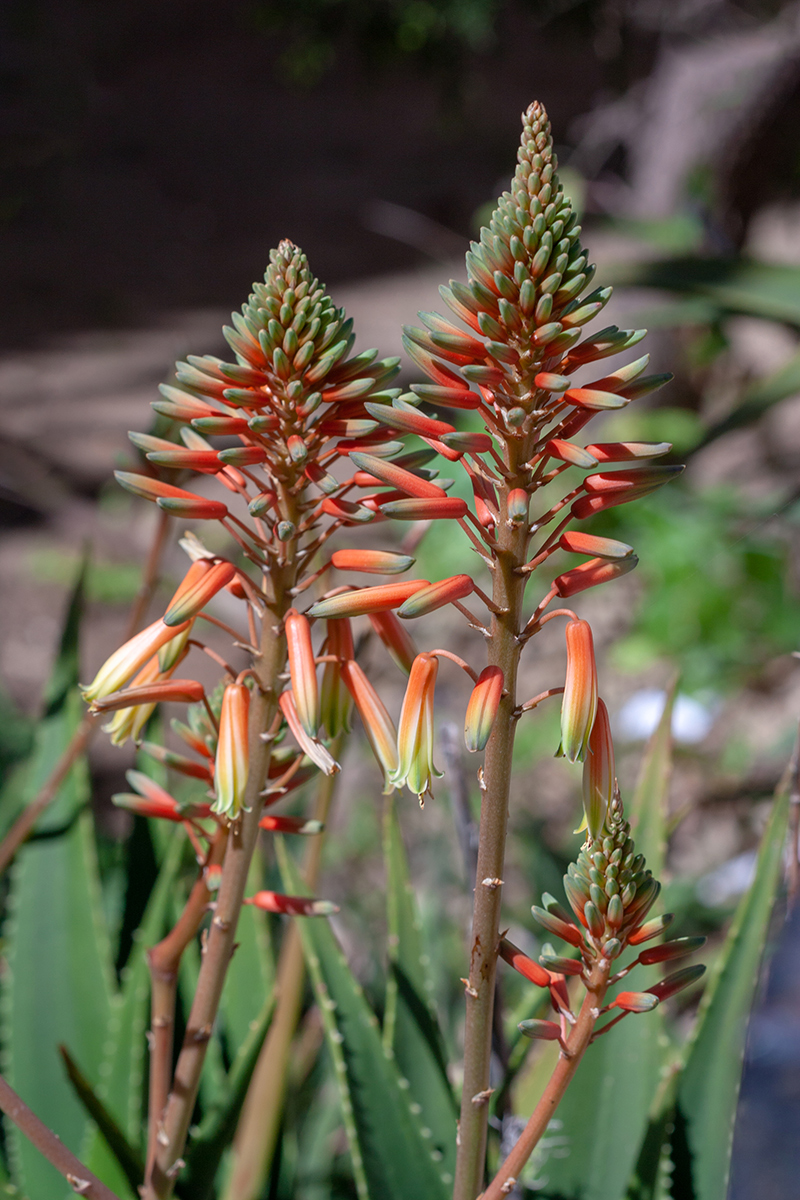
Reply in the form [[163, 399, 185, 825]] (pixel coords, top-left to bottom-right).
[[392, 652, 441, 802], [213, 682, 250, 820], [307, 580, 430, 620], [82, 618, 191, 702], [638, 936, 706, 966], [379, 497, 468, 520], [646, 964, 706, 1001], [518, 1019, 562, 1041], [368, 610, 418, 674], [331, 549, 415, 574], [611, 991, 660, 1014], [559, 619, 598, 764], [464, 666, 504, 753], [499, 938, 551, 988], [340, 660, 399, 792], [245, 891, 339, 916], [163, 559, 236, 626], [559, 531, 634, 560], [582, 699, 614, 840], [554, 555, 638, 598], [285, 609, 319, 738], [397, 575, 474, 618]]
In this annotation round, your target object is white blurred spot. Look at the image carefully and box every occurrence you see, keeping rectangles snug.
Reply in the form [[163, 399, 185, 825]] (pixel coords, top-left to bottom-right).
[[697, 850, 757, 907], [616, 688, 716, 744]]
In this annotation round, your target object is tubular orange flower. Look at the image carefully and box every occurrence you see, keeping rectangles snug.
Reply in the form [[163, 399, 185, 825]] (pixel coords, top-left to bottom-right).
[[391, 652, 441, 802], [278, 690, 340, 776], [82, 618, 191, 702], [163, 559, 236, 626], [582, 698, 614, 840], [339, 659, 398, 793], [559, 531, 634, 560], [499, 938, 551, 988], [397, 574, 474, 618], [319, 618, 354, 737], [379, 496, 468, 520], [559, 618, 598, 764], [212, 682, 251, 820], [367, 610, 418, 674], [584, 441, 672, 462], [464, 666, 504, 752], [244, 891, 338, 916], [90, 679, 205, 712], [307, 580, 429, 620], [103, 654, 162, 746], [554, 555, 638, 597], [330, 549, 415, 574], [349, 451, 448, 499], [285, 608, 319, 738], [114, 471, 229, 518]]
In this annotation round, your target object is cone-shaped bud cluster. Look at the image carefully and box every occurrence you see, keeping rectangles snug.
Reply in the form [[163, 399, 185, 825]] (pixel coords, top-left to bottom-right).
[[213, 683, 251, 820], [392, 653, 441, 802], [559, 619, 597, 764]]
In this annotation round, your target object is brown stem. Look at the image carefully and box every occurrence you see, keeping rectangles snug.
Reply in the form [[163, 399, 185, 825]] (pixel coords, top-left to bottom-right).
[[0, 1073, 121, 1200], [221, 741, 342, 1200], [453, 451, 529, 1200], [479, 965, 610, 1200], [144, 826, 229, 1181]]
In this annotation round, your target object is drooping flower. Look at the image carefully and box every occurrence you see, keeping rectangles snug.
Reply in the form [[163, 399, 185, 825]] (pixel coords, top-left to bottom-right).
[[581, 698, 614, 840], [339, 660, 398, 792], [82, 618, 190, 703], [212, 682, 251, 820], [392, 652, 441, 802], [464, 666, 504, 752], [285, 608, 319, 738], [559, 618, 597, 764]]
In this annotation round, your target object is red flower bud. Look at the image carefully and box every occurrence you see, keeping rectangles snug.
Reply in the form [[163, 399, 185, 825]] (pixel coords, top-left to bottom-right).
[[397, 574, 474, 618], [559, 531, 634, 560], [554, 556, 638, 598], [350, 452, 447, 499], [499, 938, 551, 988], [331, 549, 415, 575], [307, 580, 430, 620], [464, 666, 504, 752]]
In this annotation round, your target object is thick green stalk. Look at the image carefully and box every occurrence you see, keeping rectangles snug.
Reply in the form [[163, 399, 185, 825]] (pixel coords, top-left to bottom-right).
[[453, 446, 530, 1200]]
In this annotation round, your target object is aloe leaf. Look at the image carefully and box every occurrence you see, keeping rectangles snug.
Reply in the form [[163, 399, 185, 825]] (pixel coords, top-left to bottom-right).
[[180, 992, 276, 1200], [675, 772, 791, 1200], [59, 1046, 144, 1193], [628, 675, 677, 880], [382, 801, 457, 1178], [3, 570, 116, 1199], [276, 837, 452, 1200]]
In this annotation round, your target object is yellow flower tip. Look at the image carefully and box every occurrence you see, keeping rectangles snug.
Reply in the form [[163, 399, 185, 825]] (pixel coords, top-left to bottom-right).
[[82, 618, 191, 703], [339, 660, 398, 793], [582, 698, 615, 841], [464, 666, 504, 753], [392, 653, 441, 800], [102, 654, 162, 746], [212, 682, 251, 820], [560, 618, 598, 764], [285, 608, 319, 738]]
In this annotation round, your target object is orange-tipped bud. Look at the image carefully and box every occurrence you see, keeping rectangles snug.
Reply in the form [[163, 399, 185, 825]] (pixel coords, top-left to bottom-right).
[[320, 496, 375, 524], [534, 372, 571, 393], [82, 618, 191, 702], [545, 440, 599, 469], [340, 660, 399, 793], [397, 574, 474, 618], [560, 619, 598, 764], [218, 445, 267, 466], [163, 559, 236, 627], [258, 815, 324, 835], [90, 679, 205, 712], [531, 905, 584, 948], [307, 580, 430, 620], [391, 652, 441, 801], [278, 691, 340, 777], [157, 496, 230, 519], [563, 388, 629, 411], [628, 914, 674, 945], [114, 471, 228, 519], [285, 609, 319, 738], [582, 699, 614, 840], [584, 466, 684, 494], [212, 682, 250, 820], [554, 556, 638, 598], [350, 452, 447, 499], [638, 936, 706, 966], [139, 741, 213, 781], [571, 488, 666, 520], [172, 719, 214, 759], [244, 891, 339, 916], [331, 549, 415, 575], [146, 448, 222, 471], [113, 792, 185, 822], [368, 610, 418, 674], [507, 488, 529, 525], [464, 666, 504, 753], [584, 442, 672, 462], [610, 991, 660, 1013], [499, 938, 551, 987], [410, 383, 479, 409], [646, 964, 706, 1001], [364, 401, 455, 440], [439, 431, 493, 454], [559, 532, 634, 560], [380, 497, 468, 520], [319, 619, 354, 737]]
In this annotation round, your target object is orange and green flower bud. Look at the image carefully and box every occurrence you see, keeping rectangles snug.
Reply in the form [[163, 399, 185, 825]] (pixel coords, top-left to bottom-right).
[[368, 610, 418, 674], [157, 623, 193, 672], [330, 549, 415, 575], [212, 682, 250, 820], [464, 665, 504, 752], [507, 488, 529, 525], [91, 679, 205, 712], [638, 936, 706, 966], [156, 495, 230, 519], [439, 431, 493, 454], [364, 400, 455, 440], [518, 1019, 562, 1041], [582, 698, 614, 840], [530, 905, 584, 948], [554, 555, 638, 598], [340, 660, 398, 793], [397, 574, 474, 618], [499, 938, 551, 987], [244, 891, 338, 916], [646, 964, 706, 1001], [320, 496, 375, 523], [307, 580, 430, 620], [559, 619, 598, 764], [380, 497, 468, 520], [584, 441, 672, 462], [391, 652, 441, 802], [350, 452, 447, 499], [545, 440, 599, 469], [278, 690, 340, 777], [114, 471, 229, 519], [563, 387, 629, 411], [285, 608, 319, 738], [584, 466, 684, 494], [163, 559, 236, 627], [611, 991, 660, 1014], [113, 769, 214, 822], [559, 531, 634, 560], [628, 914, 674, 945], [139, 740, 213, 781], [82, 618, 191, 702]]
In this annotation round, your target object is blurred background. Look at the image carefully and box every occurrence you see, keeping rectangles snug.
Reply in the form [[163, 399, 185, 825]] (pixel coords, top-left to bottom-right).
[[1, 1, 800, 1196]]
